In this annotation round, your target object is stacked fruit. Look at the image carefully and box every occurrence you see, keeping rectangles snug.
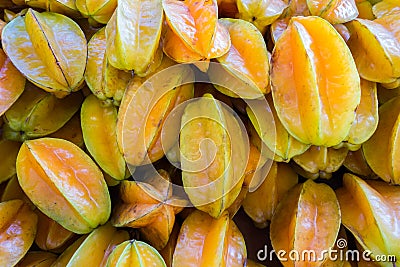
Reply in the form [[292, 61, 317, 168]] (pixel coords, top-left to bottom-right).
[[0, 0, 399, 266]]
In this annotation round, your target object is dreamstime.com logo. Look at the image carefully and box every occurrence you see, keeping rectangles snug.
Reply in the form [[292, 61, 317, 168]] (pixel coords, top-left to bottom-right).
[[120, 61, 276, 207], [257, 238, 397, 263]]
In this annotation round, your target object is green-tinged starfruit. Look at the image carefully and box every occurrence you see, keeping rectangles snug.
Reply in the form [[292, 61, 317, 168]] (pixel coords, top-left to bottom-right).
[[85, 27, 132, 106], [2, 83, 83, 141], [81, 94, 126, 180], [2, 8, 87, 98]]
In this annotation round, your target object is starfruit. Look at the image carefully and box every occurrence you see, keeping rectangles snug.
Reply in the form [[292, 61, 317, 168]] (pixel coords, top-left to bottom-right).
[[282, 0, 311, 16], [356, 0, 375, 20], [208, 18, 270, 98], [343, 149, 374, 178], [159, 223, 179, 267], [112, 170, 185, 250], [307, 0, 359, 24], [1, 9, 87, 98], [2, 83, 83, 141], [292, 145, 349, 179], [48, 113, 84, 148], [162, 0, 231, 65], [25, 0, 81, 18], [270, 17, 289, 43], [226, 143, 269, 217], [271, 16, 361, 147], [241, 142, 270, 191], [1, 175, 34, 208], [346, 18, 400, 83], [85, 27, 132, 106], [0, 199, 38, 267], [270, 179, 341, 267], [362, 96, 400, 184], [117, 58, 194, 166], [172, 210, 246, 267], [106, 240, 167, 267], [243, 162, 298, 228], [247, 95, 310, 162], [180, 93, 248, 218], [338, 78, 378, 150], [334, 23, 351, 42], [372, 0, 400, 18], [59, 223, 130, 266], [0, 139, 20, 183], [16, 138, 111, 234], [51, 235, 87, 267], [374, 11, 400, 48], [4, 8, 27, 23], [106, 0, 163, 75], [236, 0, 287, 34], [81, 94, 126, 180], [34, 210, 75, 251], [336, 173, 400, 266], [0, 48, 25, 117], [16, 251, 57, 267], [76, 0, 117, 24]]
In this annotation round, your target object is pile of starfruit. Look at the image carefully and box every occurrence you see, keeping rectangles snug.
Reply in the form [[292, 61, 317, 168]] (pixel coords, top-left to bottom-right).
[[1, 0, 400, 266]]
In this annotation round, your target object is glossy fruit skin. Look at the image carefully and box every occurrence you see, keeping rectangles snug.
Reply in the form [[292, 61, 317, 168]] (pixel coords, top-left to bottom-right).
[[346, 18, 400, 84], [209, 18, 270, 98], [34, 210, 75, 251], [172, 210, 246, 267], [117, 58, 194, 166], [237, 0, 288, 34], [25, 0, 82, 18], [85, 27, 132, 106], [180, 94, 247, 218], [0, 48, 25, 117], [63, 223, 129, 267], [0, 199, 38, 267], [271, 16, 361, 147], [243, 162, 298, 228], [106, 0, 163, 75], [2, 83, 83, 142], [81, 94, 126, 180], [343, 149, 374, 178], [2, 9, 87, 98], [51, 235, 87, 267], [16, 138, 111, 234], [247, 95, 310, 162], [336, 174, 400, 266], [363, 96, 400, 184], [307, 0, 359, 24], [106, 240, 167, 267], [292, 145, 349, 180], [162, 0, 230, 64], [76, 0, 117, 24], [270, 179, 341, 267]]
